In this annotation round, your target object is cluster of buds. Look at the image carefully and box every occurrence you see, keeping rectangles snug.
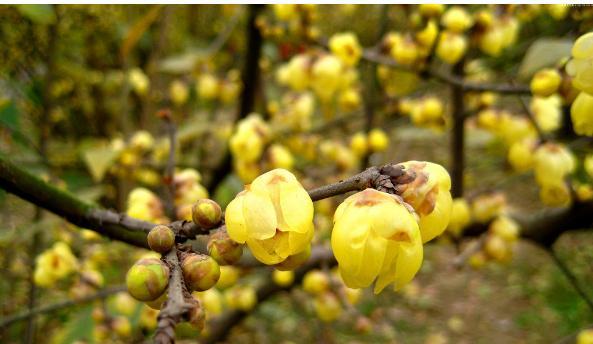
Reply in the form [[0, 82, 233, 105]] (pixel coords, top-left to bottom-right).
[[173, 168, 209, 220], [229, 114, 271, 183], [108, 130, 168, 186], [260, 4, 319, 40], [398, 96, 446, 131], [34, 241, 79, 287], [195, 69, 241, 104], [470, 215, 521, 268], [126, 187, 168, 223], [533, 143, 575, 207]]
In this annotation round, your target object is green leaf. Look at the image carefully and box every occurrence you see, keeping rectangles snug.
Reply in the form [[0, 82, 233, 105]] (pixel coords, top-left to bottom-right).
[[15, 5, 56, 25], [518, 38, 573, 80], [82, 145, 119, 182]]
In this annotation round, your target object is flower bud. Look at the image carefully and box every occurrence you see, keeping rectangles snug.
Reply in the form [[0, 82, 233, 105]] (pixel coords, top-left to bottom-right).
[[530, 69, 562, 97], [441, 6, 473, 32], [484, 235, 512, 263], [192, 199, 222, 229], [447, 198, 471, 237], [274, 246, 311, 271], [113, 292, 137, 316], [303, 270, 330, 295], [313, 293, 342, 322], [577, 329, 593, 344], [471, 193, 506, 223], [126, 258, 169, 302], [181, 254, 221, 292], [112, 316, 132, 338], [489, 216, 520, 242], [368, 128, 389, 152], [272, 270, 294, 287], [355, 316, 373, 334], [207, 229, 243, 265], [216, 265, 239, 289], [571, 91, 593, 137], [147, 225, 175, 253]]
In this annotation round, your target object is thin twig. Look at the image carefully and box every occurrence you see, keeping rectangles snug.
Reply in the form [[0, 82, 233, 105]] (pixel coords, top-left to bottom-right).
[[0, 285, 126, 328], [159, 110, 177, 220], [548, 248, 593, 313]]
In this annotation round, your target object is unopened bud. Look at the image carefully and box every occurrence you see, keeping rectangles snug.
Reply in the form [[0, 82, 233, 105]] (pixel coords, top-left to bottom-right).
[[192, 199, 222, 229], [181, 254, 220, 292], [207, 229, 243, 265], [126, 258, 169, 302], [147, 225, 175, 253]]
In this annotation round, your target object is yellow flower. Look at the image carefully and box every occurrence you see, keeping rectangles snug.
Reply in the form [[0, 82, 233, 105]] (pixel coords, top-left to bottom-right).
[[530, 69, 562, 97], [447, 198, 471, 237], [196, 74, 219, 100], [311, 55, 343, 102], [34, 242, 78, 287], [539, 181, 572, 207], [507, 139, 536, 172], [441, 6, 473, 33], [329, 32, 362, 67], [489, 215, 520, 242], [128, 68, 149, 96], [314, 293, 342, 322], [396, 161, 453, 243], [276, 55, 311, 91], [533, 143, 575, 186], [471, 193, 506, 223], [268, 144, 294, 170], [331, 189, 423, 293], [418, 4, 444, 17], [169, 80, 189, 106], [566, 32, 593, 95], [391, 37, 419, 66], [416, 20, 439, 49], [436, 31, 467, 65], [349, 132, 368, 157], [571, 91, 593, 137], [531, 95, 562, 133], [368, 128, 389, 153], [225, 169, 314, 265], [272, 270, 294, 287], [272, 4, 297, 21], [577, 329, 593, 344]]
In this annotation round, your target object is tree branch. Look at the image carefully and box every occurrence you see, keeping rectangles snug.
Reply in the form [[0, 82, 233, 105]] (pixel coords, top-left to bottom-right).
[[0, 285, 126, 329]]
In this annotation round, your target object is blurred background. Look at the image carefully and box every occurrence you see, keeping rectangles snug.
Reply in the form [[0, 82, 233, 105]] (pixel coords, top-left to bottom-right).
[[0, 4, 592, 344]]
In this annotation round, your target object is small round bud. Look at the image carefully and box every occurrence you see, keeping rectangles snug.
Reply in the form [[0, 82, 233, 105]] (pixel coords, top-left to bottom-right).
[[126, 258, 169, 302], [207, 230, 243, 265], [147, 225, 175, 253], [181, 254, 221, 292], [274, 246, 311, 271], [112, 316, 132, 338], [302, 270, 330, 295], [192, 199, 222, 229]]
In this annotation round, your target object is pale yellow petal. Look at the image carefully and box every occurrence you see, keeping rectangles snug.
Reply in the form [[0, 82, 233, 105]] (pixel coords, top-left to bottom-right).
[[243, 189, 277, 240], [224, 194, 247, 243]]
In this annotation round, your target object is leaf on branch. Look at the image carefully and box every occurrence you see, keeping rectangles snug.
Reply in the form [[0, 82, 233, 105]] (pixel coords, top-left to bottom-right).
[[15, 4, 56, 25], [82, 144, 119, 182], [518, 38, 573, 80]]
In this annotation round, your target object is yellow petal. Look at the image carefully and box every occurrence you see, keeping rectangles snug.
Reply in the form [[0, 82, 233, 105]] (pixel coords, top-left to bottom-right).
[[419, 188, 452, 243], [243, 188, 278, 240], [278, 182, 314, 233], [392, 235, 423, 291], [224, 193, 248, 243]]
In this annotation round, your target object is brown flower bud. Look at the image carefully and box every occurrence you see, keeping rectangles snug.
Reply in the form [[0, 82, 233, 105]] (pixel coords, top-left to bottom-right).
[[192, 199, 222, 229], [207, 229, 243, 265], [188, 303, 206, 330], [147, 225, 175, 253], [181, 254, 220, 292]]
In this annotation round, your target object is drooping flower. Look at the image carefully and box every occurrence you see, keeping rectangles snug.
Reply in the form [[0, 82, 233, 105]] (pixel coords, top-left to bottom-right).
[[331, 189, 423, 293]]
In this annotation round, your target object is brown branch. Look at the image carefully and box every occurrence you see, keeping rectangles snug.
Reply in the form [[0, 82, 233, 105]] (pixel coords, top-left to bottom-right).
[[548, 248, 593, 312], [450, 59, 466, 198], [206, 4, 265, 193], [154, 246, 197, 344], [159, 110, 177, 219], [0, 285, 126, 329], [361, 49, 531, 95]]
